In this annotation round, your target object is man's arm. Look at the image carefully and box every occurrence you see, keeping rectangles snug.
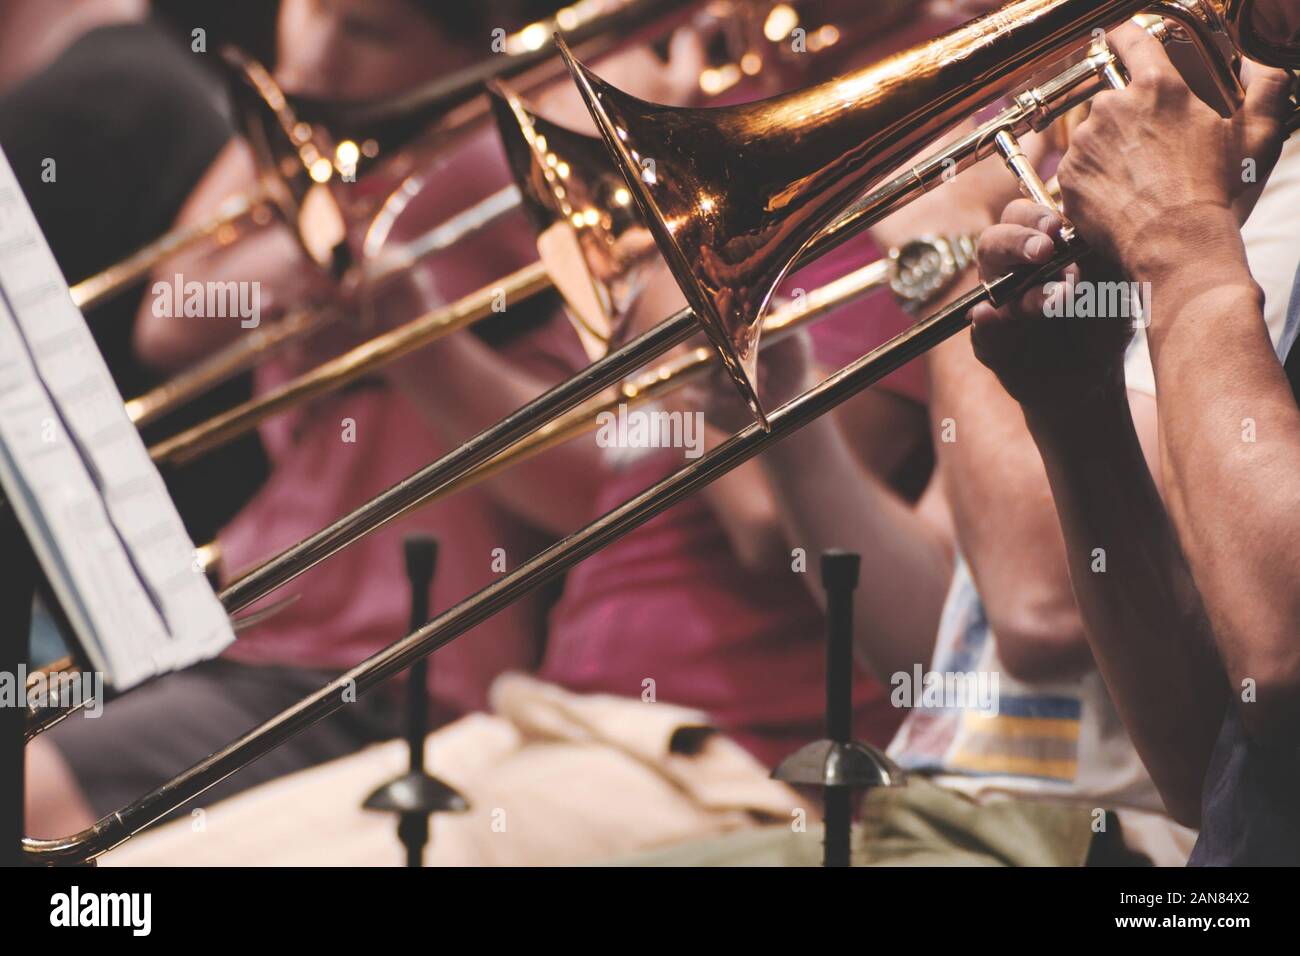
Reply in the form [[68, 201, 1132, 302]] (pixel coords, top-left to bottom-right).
[[701, 334, 954, 683], [971, 201, 1229, 825], [1027, 390, 1225, 825], [859, 112, 1096, 682], [1145, 253, 1300, 747], [1052, 24, 1300, 746], [927, 314, 1096, 682]]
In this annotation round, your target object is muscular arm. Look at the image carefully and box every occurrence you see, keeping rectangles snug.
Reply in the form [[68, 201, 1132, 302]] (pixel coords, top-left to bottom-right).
[[964, 22, 1300, 817], [1144, 243, 1300, 748], [866, 124, 1074, 681], [970, 199, 1278, 824], [928, 295, 1095, 682], [1024, 386, 1225, 826]]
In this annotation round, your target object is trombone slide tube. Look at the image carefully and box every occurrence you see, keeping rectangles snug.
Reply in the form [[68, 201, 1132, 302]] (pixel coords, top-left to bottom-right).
[[148, 260, 554, 466], [389, 259, 892, 520], [216, 243, 886, 615], [125, 309, 332, 427], [22, 247, 1077, 866], [68, 192, 260, 312], [364, 185, 525, 286], [122, 32, 1115, 436], [128, 185, 525, 428], [216, 304, 701, 613], [23, 261, 892, 745]]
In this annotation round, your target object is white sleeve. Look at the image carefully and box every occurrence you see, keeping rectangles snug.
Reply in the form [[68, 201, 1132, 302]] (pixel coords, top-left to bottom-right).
[[1124, 324, 1156, 398], [1125, 139, 1300, 400], [1242, 136, 1300, 350]]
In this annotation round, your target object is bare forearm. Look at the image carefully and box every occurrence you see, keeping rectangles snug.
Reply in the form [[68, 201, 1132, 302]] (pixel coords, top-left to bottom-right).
[[1144, 253, 1300, 743], [761, 417, 953, 683], [928, 318, 1091, 680], [1025, 389, 1225, 825]]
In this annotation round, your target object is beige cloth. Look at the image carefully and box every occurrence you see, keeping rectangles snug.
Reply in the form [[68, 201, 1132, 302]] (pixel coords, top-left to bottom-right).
[[101, 674, 805, 866]]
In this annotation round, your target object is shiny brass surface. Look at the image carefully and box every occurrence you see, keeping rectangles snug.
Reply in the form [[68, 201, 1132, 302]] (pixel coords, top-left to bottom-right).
[[26, 0, 1285, 865], [144, 88, 661, 465], [69, 49, 343, 314], [390, 259, 890, 520], [124, 184, 529, 429], [491, 82, 657, 360], [22, 250, 1077, 865], [557, 0, 1243, 426], [1224, 0, 1300, 67], [285, 0, 702, 162], [67, 193, 266, 312], [147, 261, 553, 467], [23, 254, 899, 864], [101, 2, 880, 427], [143, 60, 933, 466], [24, 262, 891, 746], [124, 310, 330, 428], [64, 0, 700, 320]]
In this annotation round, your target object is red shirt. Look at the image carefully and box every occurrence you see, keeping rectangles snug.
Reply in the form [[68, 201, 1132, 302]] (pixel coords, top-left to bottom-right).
[[218, 128, 552, 721], [543, 232, 925, 768]]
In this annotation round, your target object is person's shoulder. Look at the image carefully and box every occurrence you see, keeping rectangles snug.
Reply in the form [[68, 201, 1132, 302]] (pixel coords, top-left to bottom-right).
[[31, 21, 230, 176], [45, 21, 225, 125]]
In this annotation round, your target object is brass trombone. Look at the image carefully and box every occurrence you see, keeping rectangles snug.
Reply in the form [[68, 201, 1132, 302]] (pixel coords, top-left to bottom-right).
[[118, 0, 862, 431], [143, 89, 657, 467], [25, 61, 895, 733], [124, 0, 873, 429], [67, 0, 702, 314], [140, 2, 882, 464], [24, 0, 1300, 865], [206, 0, 1251, 613]]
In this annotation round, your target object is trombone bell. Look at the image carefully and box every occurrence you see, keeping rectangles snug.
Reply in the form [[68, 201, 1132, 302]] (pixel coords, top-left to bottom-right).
[[488, 83, 657, 362], [558, 0, 1173, 428], [558, 34, 772, 428]]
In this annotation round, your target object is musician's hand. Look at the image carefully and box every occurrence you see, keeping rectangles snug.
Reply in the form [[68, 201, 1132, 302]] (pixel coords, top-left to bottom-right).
[[968, 200, 1134, 409], [695, 331, 818, 434], [1057, 23, 1292, 279]]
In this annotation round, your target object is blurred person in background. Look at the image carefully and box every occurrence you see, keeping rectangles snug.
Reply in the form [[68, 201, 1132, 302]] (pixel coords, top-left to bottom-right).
[[25, 0, 558, 842], [99, 0, 965, 867], [0, 0, 277, 549]]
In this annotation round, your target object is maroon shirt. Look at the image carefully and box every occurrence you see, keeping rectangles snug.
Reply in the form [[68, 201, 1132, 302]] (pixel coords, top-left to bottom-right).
[[543, 232, 926, 767]]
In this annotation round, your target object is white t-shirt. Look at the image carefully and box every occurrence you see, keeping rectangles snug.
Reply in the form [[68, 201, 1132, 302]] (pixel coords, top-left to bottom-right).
[[1125, 137, 1300, 396]]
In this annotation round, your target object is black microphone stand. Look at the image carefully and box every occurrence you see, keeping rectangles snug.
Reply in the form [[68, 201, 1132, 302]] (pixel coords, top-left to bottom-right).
[[772, 549, 905, 867], [362, 536, 468, 867]]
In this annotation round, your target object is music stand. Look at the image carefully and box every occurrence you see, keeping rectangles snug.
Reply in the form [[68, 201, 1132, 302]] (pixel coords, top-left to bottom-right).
[[363, 536, 468, 866], [772, 550, 904, 867]]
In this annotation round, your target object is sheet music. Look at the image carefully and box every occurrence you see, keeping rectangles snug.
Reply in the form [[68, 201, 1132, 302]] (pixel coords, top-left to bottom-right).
[[0, 148, 233, 688]]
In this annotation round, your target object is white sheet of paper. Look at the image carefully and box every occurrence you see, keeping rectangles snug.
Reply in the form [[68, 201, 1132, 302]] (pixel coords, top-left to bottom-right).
[[0, 149, 233, 688]]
